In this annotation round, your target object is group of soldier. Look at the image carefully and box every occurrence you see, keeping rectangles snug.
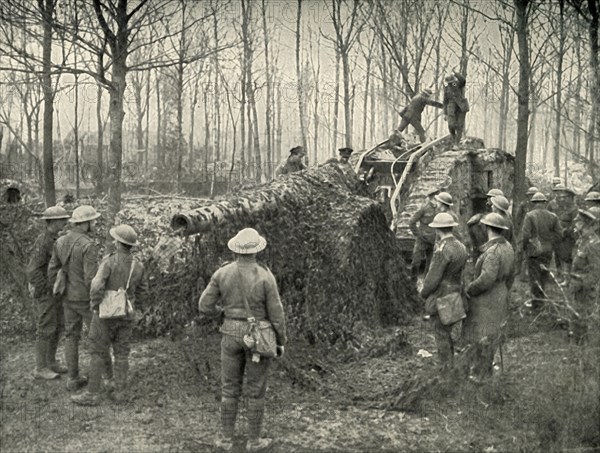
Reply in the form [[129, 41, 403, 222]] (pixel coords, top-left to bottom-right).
[[26, 205, 148, 407], [410, 181, 600, 380]]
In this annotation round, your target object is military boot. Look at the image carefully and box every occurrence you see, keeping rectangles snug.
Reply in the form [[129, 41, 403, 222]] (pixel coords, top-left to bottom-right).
[[71, 355, 103, 406], [246, 398, 273, 451], [111, 358, 130, 404], [65, 340, 87, 391], [47, 331, 67, 374], [34, 340, 59, 380], [214, 397, 238, 450]]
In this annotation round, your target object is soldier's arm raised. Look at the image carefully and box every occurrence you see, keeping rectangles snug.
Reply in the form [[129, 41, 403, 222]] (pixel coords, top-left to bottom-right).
[[426, 99, 444, 109]]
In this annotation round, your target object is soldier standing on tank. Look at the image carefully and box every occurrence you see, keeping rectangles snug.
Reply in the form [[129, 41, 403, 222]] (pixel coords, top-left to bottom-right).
[[520, 193, 563, 311], [48, 205, 102, 391], [394, 89, 443, 143], [568, 208, 600, 344], [443, 72, 469, 148], [420, 213, 468, 368], [72, 225, 148, 406], [464, 213, 514, 382], [548, 186, 578, 285], [26, 206, 71, 380], [409, 188, 440, 277]]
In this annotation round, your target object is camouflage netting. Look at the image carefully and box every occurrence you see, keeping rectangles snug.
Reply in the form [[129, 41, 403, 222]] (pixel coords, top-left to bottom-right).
[[162, 164, 420, 345]]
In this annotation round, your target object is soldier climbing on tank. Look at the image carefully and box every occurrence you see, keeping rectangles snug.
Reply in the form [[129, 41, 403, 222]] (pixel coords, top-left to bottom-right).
[[276, 146, 306, 176], [409, 188, 440, 277], [391, 88, 443, 144], [443, 72, 469, 149]]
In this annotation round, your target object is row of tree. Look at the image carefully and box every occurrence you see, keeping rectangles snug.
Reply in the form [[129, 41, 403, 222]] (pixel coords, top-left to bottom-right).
[[0, 0, 599, 222]]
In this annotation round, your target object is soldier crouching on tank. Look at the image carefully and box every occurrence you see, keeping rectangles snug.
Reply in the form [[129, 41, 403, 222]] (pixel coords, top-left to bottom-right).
[[568, 208, 600, 344], [199, 228, 286, 452], [26, 206, 71, 380], [420, 213, 468, 369], [71, 224, 148, 406]]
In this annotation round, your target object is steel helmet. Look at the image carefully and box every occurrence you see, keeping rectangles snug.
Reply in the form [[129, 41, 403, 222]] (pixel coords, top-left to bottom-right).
[[526, 186, 539, 195], [577, 209, 597, 222], [228, 228, 267, 254], [531, 192, 547, 202], [491, 195, 510, 213], [486, 188, 504, 197], [480, 212, 509, 230], [552, 177, 562, 184], [552, 183, 567, 192], [109, 224, 138, 246], [69, 205, 101, 223], [586, 206, 600, 220], [41, 206, 70, 220], [429, 212, 459, 228], [584, 191, 600, 201], [427, 187, 441, 197], [435, 192, 454, 206]]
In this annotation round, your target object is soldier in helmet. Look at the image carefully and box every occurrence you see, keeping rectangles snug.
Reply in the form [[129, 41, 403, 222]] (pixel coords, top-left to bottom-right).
[[26, 206, 70, 380], [584, 191, 600, 210], [434, 192, 465, 242], [393, 88, 443, 143], [72, 224, 148, 406], [514, 187, 539, 279], [464, 213, 515, 381], [490, 195, 514, 244], [520, 193, 563, 311], [48, 205, 102, 391], [199, 228, 286, 451], [569, 208, 600, 344], [467, 189, 504, 262], [337, 147, 353, 165], [420, 213, 468, 368], [409, 188, 440, 277], [548, 185, 578, 285]]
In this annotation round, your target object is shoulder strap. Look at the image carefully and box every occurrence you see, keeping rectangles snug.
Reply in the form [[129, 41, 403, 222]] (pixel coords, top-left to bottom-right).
[[125, 259, 135, 291], [63, 236, 81, 269], [235, 262, 256, 323]]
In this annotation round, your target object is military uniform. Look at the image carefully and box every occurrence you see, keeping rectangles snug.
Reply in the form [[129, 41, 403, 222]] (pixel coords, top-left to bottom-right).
[[86, 251, 148, 399], [443, 73, 469, 145], [464, 236, 515, 378], [467, 213, 488, 263], [569, 229, 600, 343], [549, 201, 578, 280], [199, 259, 286, 443], [397, 92, 443, 142], [26, 229, 64, 373], [48, 230, 99, 381], [409, 201, 437, 276], [521, 208, 563, 309], [420, 236, 468, 364], [276, 155, 306, 176]]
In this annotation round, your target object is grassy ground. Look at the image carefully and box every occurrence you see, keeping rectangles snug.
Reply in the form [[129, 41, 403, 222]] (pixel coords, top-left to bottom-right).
[[1, 282, 598, 453]]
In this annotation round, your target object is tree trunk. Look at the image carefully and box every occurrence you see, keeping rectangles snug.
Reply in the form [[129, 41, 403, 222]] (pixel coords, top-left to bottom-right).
[[156, 72, 162, 166], [144, 72, 150, 172], [74, 73, 80, 199], [362, 40, 373, 150], [333, 51, 340, 156], [261, 0, 273, 178], [95, 84, 104, 192], [342, 50, 352, 148], [296, 0, 308, 156], [588, 0, 600, 166], [40, 0, 56, 206], [553, 0, 565, 177], [513, 0, 530, 214]]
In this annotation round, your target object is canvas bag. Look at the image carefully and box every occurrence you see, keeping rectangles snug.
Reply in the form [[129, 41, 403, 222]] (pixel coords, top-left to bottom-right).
[[237, 264, 278, 358], [436, 291, 467, 326], [99, 261, 135, 319], [52, 237, 80, 296]]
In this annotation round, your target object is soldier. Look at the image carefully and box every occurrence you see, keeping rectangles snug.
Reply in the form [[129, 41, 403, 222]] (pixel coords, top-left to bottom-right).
[[467, 189, 505, 263], [443, 72, 469, 148], [464, 213, 515, 381], [490, 195, 514, 244], [520, 193, 563, 311], [48, 205, 101, 391], [515, 186, 539, 235], [420, 213, 468, 367], [548, 186, 578, 285], [584, 191, 600, 210], [569, 208, 600, 344], [409, 188, 440, 277], [337, 147, 353, 165], [276, 146, 306, 176], [394, 88, 443, 143], [26, 206, 71, 380], [199, 228, 286, 452], [72, 225, 148, 406], [434, 192, 465, 242]]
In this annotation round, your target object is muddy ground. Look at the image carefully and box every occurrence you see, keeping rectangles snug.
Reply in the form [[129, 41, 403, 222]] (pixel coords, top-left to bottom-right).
[[1, 281, 598, 453]]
